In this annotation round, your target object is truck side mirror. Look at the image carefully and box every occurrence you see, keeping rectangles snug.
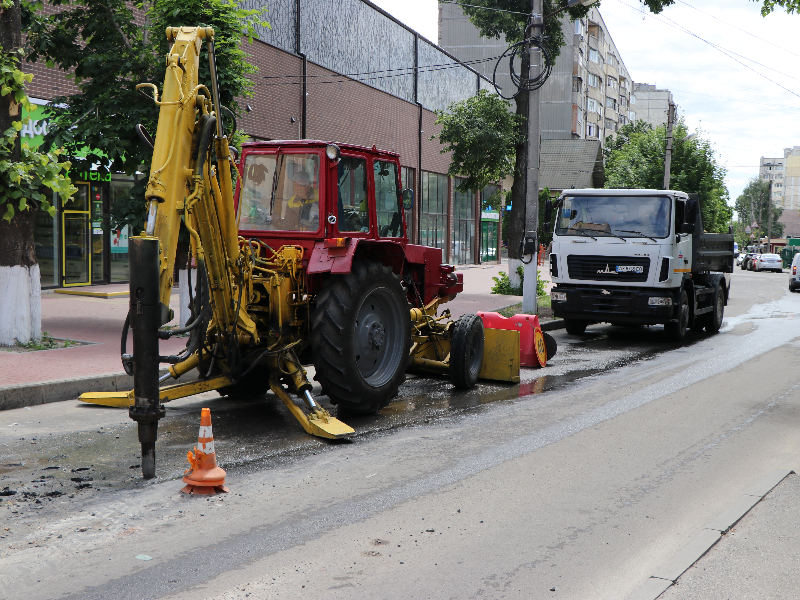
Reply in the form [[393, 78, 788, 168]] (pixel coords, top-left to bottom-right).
[[402, 188, 414, 210], [680, 223, 695, 234], [544, 199, 553, 228]]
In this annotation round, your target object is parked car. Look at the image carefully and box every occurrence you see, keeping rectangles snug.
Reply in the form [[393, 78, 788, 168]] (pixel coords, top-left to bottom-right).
[[742, 252, 758, 270], [736, 253, 745, 266], [790, 254, 800, 291], [753, 253, 782, 272]]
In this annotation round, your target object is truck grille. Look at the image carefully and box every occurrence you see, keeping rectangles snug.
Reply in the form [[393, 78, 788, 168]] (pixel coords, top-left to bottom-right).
[[567, 255, 650, 282]]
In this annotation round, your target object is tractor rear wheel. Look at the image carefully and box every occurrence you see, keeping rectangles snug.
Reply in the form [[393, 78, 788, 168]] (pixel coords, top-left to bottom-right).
[[311, 260, 411, 413]]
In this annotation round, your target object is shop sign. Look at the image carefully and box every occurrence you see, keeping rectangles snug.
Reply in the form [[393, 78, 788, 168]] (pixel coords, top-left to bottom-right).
[[20, 98, 50, 149], [481, 211, 500, 221]]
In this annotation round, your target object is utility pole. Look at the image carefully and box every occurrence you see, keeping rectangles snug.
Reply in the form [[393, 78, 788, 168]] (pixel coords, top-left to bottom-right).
[[663, 101, 675, 190], [521, 0, 542, 315]]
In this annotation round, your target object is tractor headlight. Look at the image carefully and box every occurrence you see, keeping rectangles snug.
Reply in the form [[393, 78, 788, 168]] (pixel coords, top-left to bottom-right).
[[552, 291, 567, 301], [326, 144, 341, 162]]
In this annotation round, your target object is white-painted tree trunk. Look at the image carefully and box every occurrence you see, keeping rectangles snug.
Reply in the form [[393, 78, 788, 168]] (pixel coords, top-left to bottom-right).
[[522, 259, 538, 315], [178, 268, 197, 326], [0, 264, 42, 346]]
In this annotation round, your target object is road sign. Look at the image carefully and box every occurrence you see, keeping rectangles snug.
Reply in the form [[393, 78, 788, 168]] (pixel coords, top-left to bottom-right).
[[745, 226, 751, 234]]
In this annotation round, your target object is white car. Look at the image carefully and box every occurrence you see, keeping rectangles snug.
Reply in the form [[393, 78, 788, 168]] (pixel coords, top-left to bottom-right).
[[790, 254, 800, 291], [753, 253, 782, 272]]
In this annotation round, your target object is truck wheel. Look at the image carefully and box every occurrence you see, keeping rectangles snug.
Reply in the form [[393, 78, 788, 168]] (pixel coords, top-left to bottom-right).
[[310, 260, 411, 414], [564, 319, 587, 335], [665, 290, 689, 341], [705, 286, 725, 333], [449, 314, 484, 389]]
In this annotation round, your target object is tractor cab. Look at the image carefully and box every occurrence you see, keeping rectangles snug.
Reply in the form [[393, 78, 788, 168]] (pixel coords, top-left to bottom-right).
[[236, 140, 409, 244]]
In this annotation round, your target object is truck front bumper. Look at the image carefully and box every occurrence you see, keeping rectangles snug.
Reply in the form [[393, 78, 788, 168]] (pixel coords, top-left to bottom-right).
[[551, 285, 677, 325]]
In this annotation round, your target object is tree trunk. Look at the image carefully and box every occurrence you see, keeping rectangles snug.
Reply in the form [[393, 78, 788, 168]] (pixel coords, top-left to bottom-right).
[[0, 1, 40, 346], [0, 211, 42, 345], [0, 0, 22, 161], [508, 79, 529, 264]]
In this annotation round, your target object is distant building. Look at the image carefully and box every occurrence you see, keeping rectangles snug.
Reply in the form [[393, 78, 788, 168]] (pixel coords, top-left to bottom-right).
[[439, 4, 636, 147], [759, 154, 786, 208], [631, 83, 674, 129]]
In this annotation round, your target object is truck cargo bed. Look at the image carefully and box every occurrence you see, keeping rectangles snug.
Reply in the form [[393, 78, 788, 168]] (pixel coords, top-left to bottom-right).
[[693, 233, 734, 273]]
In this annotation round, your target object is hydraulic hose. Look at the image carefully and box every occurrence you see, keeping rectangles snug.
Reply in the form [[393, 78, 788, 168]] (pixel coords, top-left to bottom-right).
[[195, 115, 217, 177]]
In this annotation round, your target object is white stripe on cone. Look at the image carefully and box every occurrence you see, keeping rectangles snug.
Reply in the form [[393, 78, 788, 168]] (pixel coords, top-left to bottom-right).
[[199, 441, 215, 454], [199, 425, 213, 438]]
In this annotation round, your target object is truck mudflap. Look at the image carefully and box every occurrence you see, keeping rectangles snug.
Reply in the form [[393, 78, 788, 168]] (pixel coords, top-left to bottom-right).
[[551, 285, 676, 325]]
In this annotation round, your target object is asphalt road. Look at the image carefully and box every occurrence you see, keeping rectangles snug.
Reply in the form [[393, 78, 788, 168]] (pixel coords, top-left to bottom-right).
[[1, 267, 798, 600]]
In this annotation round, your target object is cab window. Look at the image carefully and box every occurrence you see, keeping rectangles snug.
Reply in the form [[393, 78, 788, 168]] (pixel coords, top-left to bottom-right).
[[374, 160, 402, 237], [337, 156, 368, 232], [237, 152, 320, 232]]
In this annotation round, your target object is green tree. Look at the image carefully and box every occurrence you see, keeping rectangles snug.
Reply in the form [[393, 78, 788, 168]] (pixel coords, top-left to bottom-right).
[[734, 177, 783, 241], [0, 0, 76, 346], [604, 119, 732, 233], [433, 89, 524, 194], [24, 0, 266, 233], [456, 0, 595, 260]]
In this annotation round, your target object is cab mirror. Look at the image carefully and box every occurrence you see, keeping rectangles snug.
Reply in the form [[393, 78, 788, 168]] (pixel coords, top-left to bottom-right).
[[402, 188, 414, 210], [680, 223, 695, 234]]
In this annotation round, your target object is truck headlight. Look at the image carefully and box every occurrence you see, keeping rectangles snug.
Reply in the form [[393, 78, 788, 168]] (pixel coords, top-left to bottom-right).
[[648, 297, 672, 306], [552, 291, 567, 301]]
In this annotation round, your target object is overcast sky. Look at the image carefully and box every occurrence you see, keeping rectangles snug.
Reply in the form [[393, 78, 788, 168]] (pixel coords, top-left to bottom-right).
[[370, 0, 800, 205]]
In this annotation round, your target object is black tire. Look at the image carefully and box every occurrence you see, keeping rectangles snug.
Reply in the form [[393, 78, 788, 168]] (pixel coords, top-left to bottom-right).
[[310, 260, 411, 413], [564, 319, 587, 335], [449, 314, 484, 389], [705, 285, 725, 333], [543, 331, 557, 359], [665, 290, 689, 342]]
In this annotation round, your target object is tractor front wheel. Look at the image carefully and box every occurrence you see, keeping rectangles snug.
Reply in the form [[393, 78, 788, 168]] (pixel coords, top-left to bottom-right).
[[311, 260, 411, 414]]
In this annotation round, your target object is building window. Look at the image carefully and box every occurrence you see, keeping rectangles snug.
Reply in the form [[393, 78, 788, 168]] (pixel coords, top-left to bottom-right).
[[629, 110, 635, 120], [605, 96, 617, 111], [420, 171, 448, 252], [587, 73, 601, 88], [573, 76, 583, 93], [452, 178, 476, 265], [588, 48, 599, 63], [605, 118, 616, 131], [607, 54, 618, 68], [587, 123, 599, 138], [630, 94, 636, 104], [607, 78, 618, 92], [587, 97, 599, 114]]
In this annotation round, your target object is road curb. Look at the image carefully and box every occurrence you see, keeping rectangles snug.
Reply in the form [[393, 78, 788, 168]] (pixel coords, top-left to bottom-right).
[[625, 468, 795, 600], [0, 371, 136, 411]]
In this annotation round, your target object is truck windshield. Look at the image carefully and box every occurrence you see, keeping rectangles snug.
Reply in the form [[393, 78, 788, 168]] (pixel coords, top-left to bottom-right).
[[238, 152, 320, 232], [555, 195, 671, 239]]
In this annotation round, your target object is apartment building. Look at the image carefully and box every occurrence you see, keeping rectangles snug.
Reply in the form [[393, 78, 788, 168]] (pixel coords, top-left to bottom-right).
[[439, 4, 636, 146], [632, 83, 675, 129], [760, 151, 790, 209]]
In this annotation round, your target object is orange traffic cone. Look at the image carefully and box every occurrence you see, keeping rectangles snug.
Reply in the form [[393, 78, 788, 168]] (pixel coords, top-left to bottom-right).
[[181, 408, 229, 495]]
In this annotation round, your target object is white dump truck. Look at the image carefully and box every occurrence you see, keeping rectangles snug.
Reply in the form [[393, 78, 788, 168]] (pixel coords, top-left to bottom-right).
[[545, 189, 734, 341]]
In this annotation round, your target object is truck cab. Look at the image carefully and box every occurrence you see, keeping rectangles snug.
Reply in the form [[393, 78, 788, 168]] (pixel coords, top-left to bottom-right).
[[548, 189, 733, 340]]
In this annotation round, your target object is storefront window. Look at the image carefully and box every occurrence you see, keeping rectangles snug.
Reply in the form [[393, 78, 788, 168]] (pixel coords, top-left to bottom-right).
[[110, 177, 133, 282], [452, 177, 475, 265], [420, 171, 448, 253], [34, 201, 58, 288]]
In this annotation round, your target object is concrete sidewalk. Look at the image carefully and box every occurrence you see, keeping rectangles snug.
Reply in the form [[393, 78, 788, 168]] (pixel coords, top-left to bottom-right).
[[0, 260, 559, 409]]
